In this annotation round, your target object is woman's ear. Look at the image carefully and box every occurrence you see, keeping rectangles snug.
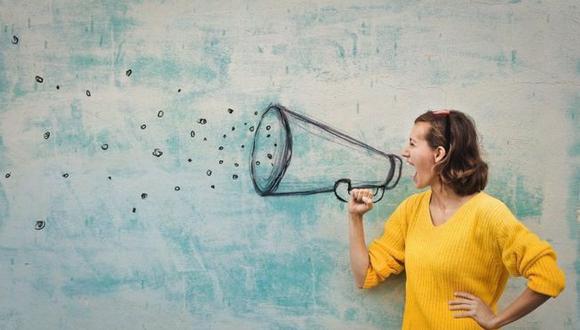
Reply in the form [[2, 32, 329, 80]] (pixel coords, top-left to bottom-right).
[[434, 146, 447, 163]]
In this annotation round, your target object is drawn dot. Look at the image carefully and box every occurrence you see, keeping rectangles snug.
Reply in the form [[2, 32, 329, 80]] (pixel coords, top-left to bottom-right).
[[141, 193, 148, 199], [108, 176, 112, 180], [187, 158, 192, 162], [267, 153, 273, 159], [126, 69, 132, 77], [5, 173, 10, 178], [141, 124, 147, 129], [254, 111, 258, 115], [43, 131, 50, 139], [11, 35, 18, 44], [174, 186, 181, 191], [249, 126, 255, 132], [223, 134, 227, 138], [178, 88, 181, 93], [101, 144, 109, 150], [34, 220, 45, 230], [241, 145, 245, 149], [86, 90, 91, 97], [132, 207, 136, 213], [232, 174, 238, 180], [211, 185, 215, 189], [219, 160, 224, 164], [56, 85, 60, 90], [206, 170, 212, 176], [266, 125, 271, 130], [231, 126, 235, 131], [234, 163, 239, 167], [274, 143, 277, 147], [203, 137, 207, 141], [227, 108, 234, 114], [244, 122, 247, 125], [256, 161, 261, 166], [157, 110, 164, 118], [152, 148, 163, 157], [190, 130, 195, 137], [198, 118, 207, 125], [218, 146, 224, 150], [35, 76, 44, 83], [63, 173, 69, 178], [266, 134, 271, 138]]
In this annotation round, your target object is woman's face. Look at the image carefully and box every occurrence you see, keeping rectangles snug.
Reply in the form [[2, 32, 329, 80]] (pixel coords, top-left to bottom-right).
[[401, 122, 441, 189]]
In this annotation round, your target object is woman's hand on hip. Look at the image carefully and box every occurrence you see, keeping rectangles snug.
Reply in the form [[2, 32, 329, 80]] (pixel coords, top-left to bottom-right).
[[449, 291, 498, 329]]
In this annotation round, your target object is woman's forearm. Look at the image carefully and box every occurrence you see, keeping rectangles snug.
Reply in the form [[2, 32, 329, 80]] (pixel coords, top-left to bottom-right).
[[348, 213, 370, 288], [492, 288, 550, 328]]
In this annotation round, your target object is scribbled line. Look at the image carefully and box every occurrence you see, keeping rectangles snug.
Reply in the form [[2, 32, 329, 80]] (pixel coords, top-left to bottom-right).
[[126, 69, 132, 77], [35, 76, 44, 83], [86, 90, 91, 97], [152, 148, 163, 157], [11, 35, 19, 44], [250, 104, 402, 203], [44, 131, 50, 139], [34, 220, 45, 230]]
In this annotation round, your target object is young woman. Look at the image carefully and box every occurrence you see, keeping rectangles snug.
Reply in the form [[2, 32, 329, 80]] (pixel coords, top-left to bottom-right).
[[348, 110, 565, 329]]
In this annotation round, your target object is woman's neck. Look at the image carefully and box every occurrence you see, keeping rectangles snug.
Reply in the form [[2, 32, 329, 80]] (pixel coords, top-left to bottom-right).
[[429, 180, 472, 211]]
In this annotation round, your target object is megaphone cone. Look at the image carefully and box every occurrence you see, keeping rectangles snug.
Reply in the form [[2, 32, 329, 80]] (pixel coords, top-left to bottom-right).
[[250, 104, 402, 202]]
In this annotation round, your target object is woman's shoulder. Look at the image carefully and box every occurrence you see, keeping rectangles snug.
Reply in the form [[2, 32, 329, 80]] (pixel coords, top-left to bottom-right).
[[473, 191, 509, 212]]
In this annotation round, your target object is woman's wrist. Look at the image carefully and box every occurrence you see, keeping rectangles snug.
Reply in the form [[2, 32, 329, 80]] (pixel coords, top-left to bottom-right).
[[348, 212, 364, 221]]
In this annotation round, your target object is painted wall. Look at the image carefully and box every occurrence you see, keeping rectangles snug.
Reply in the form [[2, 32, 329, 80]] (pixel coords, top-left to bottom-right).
[[0, 0, 578, 329]]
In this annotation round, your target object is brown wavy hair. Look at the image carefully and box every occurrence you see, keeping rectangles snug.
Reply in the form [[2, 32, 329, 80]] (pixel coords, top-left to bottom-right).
[[415, 110, 488, 196]]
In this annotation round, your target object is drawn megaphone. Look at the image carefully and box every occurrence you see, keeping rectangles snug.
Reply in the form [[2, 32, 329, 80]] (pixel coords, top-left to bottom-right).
[[250, 104, 402, 202]]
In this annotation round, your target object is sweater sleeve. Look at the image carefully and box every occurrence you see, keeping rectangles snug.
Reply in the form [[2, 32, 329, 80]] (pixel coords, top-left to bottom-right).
[[494, 202, 566, 297], [362, 198, 409, 289]]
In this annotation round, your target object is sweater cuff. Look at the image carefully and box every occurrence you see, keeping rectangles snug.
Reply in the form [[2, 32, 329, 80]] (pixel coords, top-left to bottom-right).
[[362, 268, 378, 289], [526, 255, 566, 298]]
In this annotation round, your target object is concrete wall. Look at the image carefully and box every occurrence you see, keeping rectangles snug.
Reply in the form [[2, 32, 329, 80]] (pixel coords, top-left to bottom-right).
[[0, 0, 577, 328]]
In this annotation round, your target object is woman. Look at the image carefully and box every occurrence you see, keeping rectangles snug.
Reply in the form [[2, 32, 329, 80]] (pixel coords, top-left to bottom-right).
[[348, 110, 565, 329]]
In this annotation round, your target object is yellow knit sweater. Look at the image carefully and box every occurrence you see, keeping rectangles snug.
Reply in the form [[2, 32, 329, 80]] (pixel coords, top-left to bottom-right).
[[363, 190, 565, 329]]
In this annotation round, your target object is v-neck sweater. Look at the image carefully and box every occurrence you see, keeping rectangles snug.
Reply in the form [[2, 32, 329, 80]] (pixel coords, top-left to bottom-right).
[[363, 190, 565, 329]]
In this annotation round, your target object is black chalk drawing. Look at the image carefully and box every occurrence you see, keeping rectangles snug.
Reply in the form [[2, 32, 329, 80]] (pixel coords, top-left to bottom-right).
[[198, 118, 207, 124], [62, 173, 69, 178], [206, 170, 212, 176], [250, 104, 402, 203], [152, 148, 163, 157], [11, 35, 19, 44], [101, 144, 109, 150], [126, 69, 132, 77], [141, 193, 148, 199], [157, 110, 164, 118], [56, 85, 60, 90], [35, 76, 43, 83], [85, 90, 91, 97], [190, 130, 195, 137], [132, 207, 136, 213], [141, 124, 147, 129], [228, 108, 234, 114], [34, 220, 45, 230], [5, 173, 10, 178], [43, 131, 50, 139], [174, 186, 180, 191]]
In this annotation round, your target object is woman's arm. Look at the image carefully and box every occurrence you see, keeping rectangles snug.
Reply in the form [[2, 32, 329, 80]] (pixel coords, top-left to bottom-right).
[[347, 189, 374, 288], [493, 287, 550, 328], [348, 212, 370, 288], [450, 288, 550, 329]]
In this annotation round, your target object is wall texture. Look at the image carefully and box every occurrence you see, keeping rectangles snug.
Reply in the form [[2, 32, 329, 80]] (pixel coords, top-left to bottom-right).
[[0, 0, 578, 329]]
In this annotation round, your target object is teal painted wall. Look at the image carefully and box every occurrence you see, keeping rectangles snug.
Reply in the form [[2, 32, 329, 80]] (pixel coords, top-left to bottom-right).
[[0, 0, 578, 329]]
